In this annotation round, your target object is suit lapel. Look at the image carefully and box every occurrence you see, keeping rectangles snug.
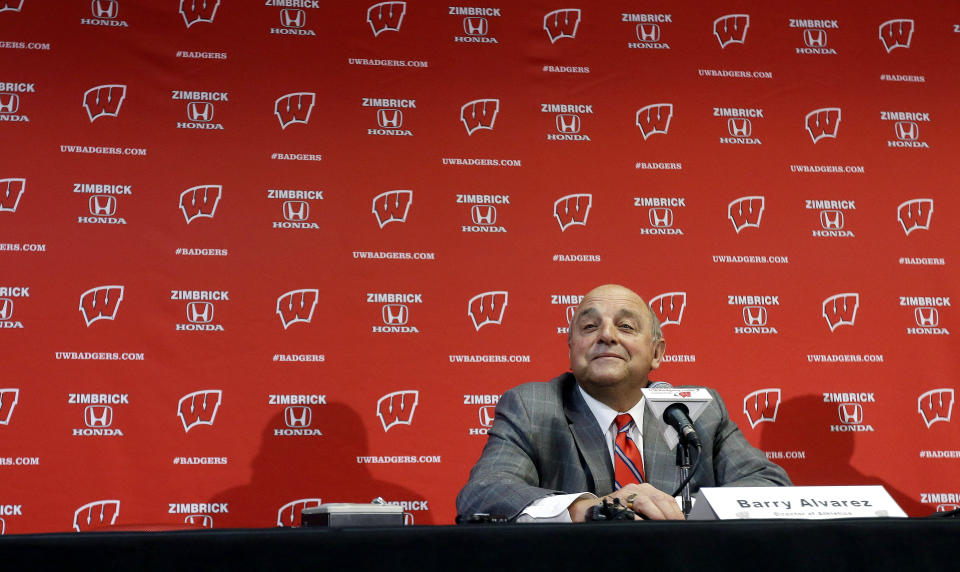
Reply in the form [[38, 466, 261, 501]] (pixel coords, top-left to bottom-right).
[[642, 409, 680, 493], [562, 376, 614, 495]]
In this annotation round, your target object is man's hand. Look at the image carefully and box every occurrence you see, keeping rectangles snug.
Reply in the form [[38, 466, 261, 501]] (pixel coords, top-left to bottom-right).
[[568, 483, 684, 522]]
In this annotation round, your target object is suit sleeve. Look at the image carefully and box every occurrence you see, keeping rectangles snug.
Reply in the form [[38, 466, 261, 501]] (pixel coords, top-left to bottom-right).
[[709, 390, 793, 487], [455, 388, 567, 520]]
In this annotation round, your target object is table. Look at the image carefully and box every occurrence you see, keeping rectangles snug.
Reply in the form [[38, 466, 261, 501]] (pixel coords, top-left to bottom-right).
[[1, 517, 957, 571]]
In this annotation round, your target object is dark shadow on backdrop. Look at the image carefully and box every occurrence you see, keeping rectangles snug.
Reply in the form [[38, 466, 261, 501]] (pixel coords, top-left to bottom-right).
[[210, 402, 428, 528], [759, 394, 927, 516]]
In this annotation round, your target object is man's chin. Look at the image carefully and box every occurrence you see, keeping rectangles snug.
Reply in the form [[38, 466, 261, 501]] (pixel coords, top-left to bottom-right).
[[577, 370, 628, 387]]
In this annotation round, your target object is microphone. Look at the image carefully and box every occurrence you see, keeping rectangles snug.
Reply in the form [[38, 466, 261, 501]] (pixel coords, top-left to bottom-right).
[[641, 381, 713, 449], [662, 403, 700, 448]]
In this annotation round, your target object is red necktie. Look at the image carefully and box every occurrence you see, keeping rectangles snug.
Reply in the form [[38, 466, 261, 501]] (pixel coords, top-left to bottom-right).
[[613, 413, 645, 488]]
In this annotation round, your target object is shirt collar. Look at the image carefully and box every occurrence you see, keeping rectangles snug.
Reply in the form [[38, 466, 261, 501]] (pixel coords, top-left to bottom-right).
[[576, 384, 645, 435]]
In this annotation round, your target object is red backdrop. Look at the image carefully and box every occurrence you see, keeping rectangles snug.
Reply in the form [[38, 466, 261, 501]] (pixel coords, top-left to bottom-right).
[[1, 0, 958, 533]]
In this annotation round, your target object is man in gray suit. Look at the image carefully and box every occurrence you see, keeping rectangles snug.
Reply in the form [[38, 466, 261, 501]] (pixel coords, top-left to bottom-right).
[[456, 284, 791, 522]]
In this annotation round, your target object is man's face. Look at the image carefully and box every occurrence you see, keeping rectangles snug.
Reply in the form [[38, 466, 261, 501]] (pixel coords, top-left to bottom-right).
[[568, 286, 665, 393]]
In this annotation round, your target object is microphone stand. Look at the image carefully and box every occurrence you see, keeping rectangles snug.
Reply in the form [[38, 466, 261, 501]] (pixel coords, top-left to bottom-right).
[[676, 442, 693, 517]]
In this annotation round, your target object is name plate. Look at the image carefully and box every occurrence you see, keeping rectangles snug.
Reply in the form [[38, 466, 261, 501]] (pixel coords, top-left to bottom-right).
[[688, 486, 907, 520]]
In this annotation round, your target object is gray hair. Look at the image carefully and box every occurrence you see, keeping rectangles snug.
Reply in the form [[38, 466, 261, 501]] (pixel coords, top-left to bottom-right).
[[649, 306, 663, 342]]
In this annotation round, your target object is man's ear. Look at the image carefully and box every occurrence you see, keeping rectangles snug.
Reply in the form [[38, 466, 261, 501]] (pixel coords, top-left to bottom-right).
[[650, 338, 666, 370]]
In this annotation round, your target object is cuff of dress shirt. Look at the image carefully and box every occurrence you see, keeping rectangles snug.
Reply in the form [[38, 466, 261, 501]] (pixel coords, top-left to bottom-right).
[[516, 492, 596, 523]]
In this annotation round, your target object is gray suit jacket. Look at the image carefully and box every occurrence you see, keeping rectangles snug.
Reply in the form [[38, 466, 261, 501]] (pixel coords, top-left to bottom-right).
[[456, 373, 791, 519]]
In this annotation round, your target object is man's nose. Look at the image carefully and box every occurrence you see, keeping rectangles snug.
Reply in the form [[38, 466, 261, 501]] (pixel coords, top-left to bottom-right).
[[597, 320, 618, 342]]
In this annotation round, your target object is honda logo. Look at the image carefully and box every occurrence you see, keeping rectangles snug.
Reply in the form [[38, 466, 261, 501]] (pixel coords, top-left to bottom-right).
[[879, 19, 914, 52], [918, 389, 954, 427], [914, 307, 939, 328], [543, 8, 580, 43], [276, 289, 319, 329], [186, 301, 214, 324], [714, 14, 749, 48], [0, 388, 18, 425], [184, 514, 213, 528], [803, 28, 827, 48], [648, 208, 673, 228], [805, 107, 841, 143], [728, 196, 765, 233], [91, 0, 119, 19], [179, 185, 221, 223], [636, 103, 673, 139], [838, 403, 863, 425], [0, 298, 12, 321], [371, 190, 413, 227], [897, 198, 933, 235], [742, 306, 767, 326], [83, 84, 126, 122], [553, 193, 592, 231], [555, 113, 580, 134], [819, 210, 844, 230], [282, 200, 309, 222], [73, 500, 120, 532], [280, 8, 305, 28], [894, 121, 919, 141], [649, 292, 686, 327], [377, 108, 403, 128], [0, 178, 25, 212], [470, 204, 497, 225], [84, 405, 113, 428], [743, 388, 781, 428], [636, 23, 660, 42], [284, 406, 312, 428], [88, 194, 117, 216], [460, 98, 499, 135], [367, 1, 406, 36], [180, 0, 220, 28], [381, 304, 409, 326], [377, 390, 419, 431], [178, 389, 222, 432], [727, 117, 751, 138], [0, 93, 18, 114], [463, 16, 488, 36], [79, 285, 124, 326], [478, 405, 495, 428], [822, 293, 859, 331], [277, 499, 322, 527], [186, 101, 214, 122], [274, 92, 316, 129], [468, 291, 508, 330]]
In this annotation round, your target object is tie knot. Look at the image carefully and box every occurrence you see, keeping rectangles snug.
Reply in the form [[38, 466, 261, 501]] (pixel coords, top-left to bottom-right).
[[615, 413, 633, 432]]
